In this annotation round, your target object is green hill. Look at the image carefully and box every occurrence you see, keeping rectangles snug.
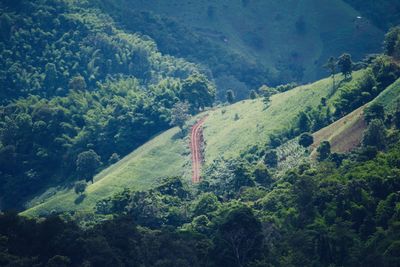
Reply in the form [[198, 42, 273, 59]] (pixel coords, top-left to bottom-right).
[[23, 72, 349, 216], [102, 0, 383, 86]]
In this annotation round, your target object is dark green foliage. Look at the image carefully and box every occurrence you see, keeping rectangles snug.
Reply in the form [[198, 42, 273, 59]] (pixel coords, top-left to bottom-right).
[[105, 3, 272, 99], [384, 26, 400, 58], [213, 206, 263, 267], [249, 89, 257, 99], [371, 55, 400, 90], [68, 76, 87, 92], [3, 138, 400, 266], [108, 153, 120, 165], [0, 1, 211, 209], [74, 181, 87, 195], [170, 101, 190, 130], [317, 141, 331, 161], [76, 150, 101, 183], [338, 53, 353, 78], [297, 111, 311, 133], [226, 90, 235, 104], [334, 68, 378, 117], [362, 119, 386, 149], [365, 103, 385, 123], [264, 150, 278, 168], [394, 101, 400, 129], [193, 193, 220, 217], [180, 73, 215, 113], [299, 132, 314, 147], [253, 162, 273, 187]]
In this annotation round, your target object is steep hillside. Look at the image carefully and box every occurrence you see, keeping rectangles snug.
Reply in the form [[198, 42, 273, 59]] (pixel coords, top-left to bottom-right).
[[0, 0, 214, 209], [311, 77, 400, 156], [311, 105, 366, 156], [102, 0, 383, 87], [23, 73, 345, 216]]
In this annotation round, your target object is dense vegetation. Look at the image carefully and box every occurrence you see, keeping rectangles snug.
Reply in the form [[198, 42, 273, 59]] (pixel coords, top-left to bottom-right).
[[0, 0, 215, 209], [2, 99, 400, 266], [2, 0, 400, 266]]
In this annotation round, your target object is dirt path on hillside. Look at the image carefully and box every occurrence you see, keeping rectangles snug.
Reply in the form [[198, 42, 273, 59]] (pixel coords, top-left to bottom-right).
[[190, 116, 207, 183]]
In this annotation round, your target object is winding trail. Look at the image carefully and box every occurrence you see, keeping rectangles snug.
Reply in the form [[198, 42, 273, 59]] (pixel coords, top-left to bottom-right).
[[190, 116, 207, 183]]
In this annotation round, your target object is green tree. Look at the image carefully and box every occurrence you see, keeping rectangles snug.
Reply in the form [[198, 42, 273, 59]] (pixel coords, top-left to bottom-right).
[[68, 75, 87, 91], [264, 150, 278, 168], [299, 132, 314, 147], [249, 90, 257, 99], [298, 111, 311, 133], [170, 101, 190, 131], [253, 162, 273, 187], [108, 153, 120, 165], [338, 53, 353, 79], [364, 103, 385, 123], [384, 26, 400, 58], [180, 73, 215, 113], [317, 141, 331, 161], [259, 85, 277, 107], [226, 90, 235, 104], [76, 150, 101, 183], [394, 101, 400, 128], [74, 181, 87, 195], [362, 119, 386, 149], [213, 206, 263, 267], [193, 193, 220, 217]]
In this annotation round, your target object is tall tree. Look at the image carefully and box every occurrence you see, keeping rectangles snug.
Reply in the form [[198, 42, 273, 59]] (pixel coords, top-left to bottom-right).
[[338, 54, 353, 79], [317, 141, 331, 161], [384, 26, 400, 58], [226, 90, 235, 104], [170, 101, 190, 131], [213, 206, 263, 267], [180, 73, 215, 113], [363, 119, 386, 149], [76, 150, 101, 183]]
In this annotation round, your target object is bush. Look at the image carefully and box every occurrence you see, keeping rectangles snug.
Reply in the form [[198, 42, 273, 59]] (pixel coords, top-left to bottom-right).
[[74, 181, 87, 195], [317, 141, 331, 161], [299, 133, 314, 147]]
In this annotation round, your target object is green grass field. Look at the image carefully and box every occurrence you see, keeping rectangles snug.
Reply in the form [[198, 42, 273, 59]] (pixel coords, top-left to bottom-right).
[[371, 78, 400, 111], [22, 73, 355, 217]]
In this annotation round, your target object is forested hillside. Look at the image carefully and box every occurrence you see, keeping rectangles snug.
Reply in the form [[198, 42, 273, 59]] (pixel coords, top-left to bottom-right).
[[0, 0, 215, 209], [2, 0, 400, 266], [99, 0, 383, 90]]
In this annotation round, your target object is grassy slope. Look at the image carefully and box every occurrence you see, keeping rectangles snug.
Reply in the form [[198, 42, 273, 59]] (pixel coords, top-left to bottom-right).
[[371, 78, 400, 111], [311, 105, 366, 156], [108, 0, 382, 82], [23, 73, 354, 216], [310, 78, 400, 156]]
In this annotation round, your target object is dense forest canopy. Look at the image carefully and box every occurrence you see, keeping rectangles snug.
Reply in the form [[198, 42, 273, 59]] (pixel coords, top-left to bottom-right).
[[1, 0, 400, 266]]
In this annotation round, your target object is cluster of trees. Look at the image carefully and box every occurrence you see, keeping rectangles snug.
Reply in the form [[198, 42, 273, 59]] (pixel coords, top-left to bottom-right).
[[100, 0, 287, 98], [2, 104, 400, 266], [0, 0, 215, 209]]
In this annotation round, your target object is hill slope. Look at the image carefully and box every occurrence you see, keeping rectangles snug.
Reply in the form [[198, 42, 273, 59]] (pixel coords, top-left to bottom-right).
[[102, 0, 383, 85], [310, 77, 400, 156], [23, 73, 346, 216]]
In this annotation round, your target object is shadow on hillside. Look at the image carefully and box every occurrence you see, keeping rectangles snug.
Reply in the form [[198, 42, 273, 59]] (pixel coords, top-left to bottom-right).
[[74, 194, 86, 205], [172, 130, 186, 140]]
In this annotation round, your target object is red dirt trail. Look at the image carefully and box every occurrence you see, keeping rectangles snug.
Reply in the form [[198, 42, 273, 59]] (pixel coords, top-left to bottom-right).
[[190, 116, 207, 183]]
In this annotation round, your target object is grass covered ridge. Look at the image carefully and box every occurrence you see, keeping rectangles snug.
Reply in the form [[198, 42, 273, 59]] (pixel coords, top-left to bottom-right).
[[22, 73, 354, 216]]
